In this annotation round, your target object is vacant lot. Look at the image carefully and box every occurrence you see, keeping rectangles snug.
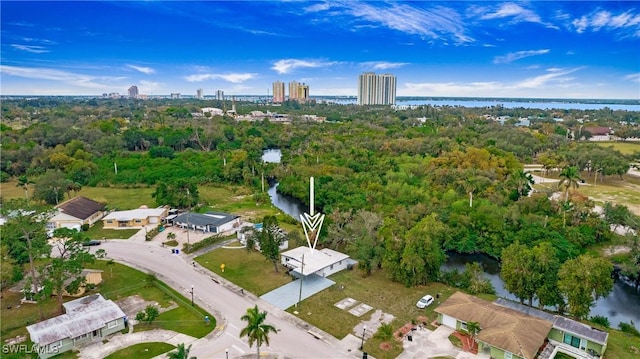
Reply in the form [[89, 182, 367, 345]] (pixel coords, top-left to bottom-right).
[[594, 141, 640, 156]]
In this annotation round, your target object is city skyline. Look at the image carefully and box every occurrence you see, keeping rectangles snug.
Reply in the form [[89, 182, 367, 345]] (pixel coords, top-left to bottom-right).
[[1, 1, 639, 99]]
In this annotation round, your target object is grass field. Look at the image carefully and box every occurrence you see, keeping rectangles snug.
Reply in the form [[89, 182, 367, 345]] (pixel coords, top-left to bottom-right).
[[195, 242, 292, 296], [103, 342, 175, 359], [533, 172, 640, 215], [594, 141, 640, 156]]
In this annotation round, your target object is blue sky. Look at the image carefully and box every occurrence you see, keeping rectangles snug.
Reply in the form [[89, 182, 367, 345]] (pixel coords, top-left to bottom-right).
[[1, 1, 639, 99]]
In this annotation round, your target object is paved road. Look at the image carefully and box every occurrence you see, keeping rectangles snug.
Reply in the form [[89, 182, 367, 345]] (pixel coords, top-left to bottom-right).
[[96, 240, 354, 359]]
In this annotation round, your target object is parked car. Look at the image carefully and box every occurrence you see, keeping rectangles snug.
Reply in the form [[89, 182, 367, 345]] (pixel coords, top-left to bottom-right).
[[416, 294, 434, 309], [82, 240, 102, 246]]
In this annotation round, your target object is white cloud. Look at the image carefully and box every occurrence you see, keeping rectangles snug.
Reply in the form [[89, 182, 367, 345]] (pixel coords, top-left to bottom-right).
[[350, 2, 473, 43], [184, 73, 256, 83], [514, 67, 581, 88], [494, 49, 550, 64], [0, 65, 125, 89], [306, 1, 473, 44], [360, 61, 408, 70], [625, 73, 640, 83], [126, 64, 155, 74], [480, 3, 539, 21], [571, 10, 640, 37], [271, 59, 336, 74], [11, 44, 49, 53], [403, 67, 584, 97]]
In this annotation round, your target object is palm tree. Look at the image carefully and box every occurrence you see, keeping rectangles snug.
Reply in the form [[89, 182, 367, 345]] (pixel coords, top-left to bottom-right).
[[16, 175, 34, 201], [167, 343, 196, 359], [558, 166, 583, 202], [508, 170, 535, 200], [466, 321, 481, 352], [240, 305, 278, 358]]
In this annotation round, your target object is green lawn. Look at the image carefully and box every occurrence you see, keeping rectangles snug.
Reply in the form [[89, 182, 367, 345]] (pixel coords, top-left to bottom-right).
[[533, 172, 640, 215], [594, 141, 640, 156], [104, 342, 175, 359], [84, 221, 140, 240], [601, 328, 640, 359], [287, 269, 462, 359], [195, 243, 292, 295]]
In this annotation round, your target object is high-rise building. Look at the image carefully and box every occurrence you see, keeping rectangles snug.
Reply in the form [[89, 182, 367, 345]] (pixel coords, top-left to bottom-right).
[[297, 83, 309, 103], [128, 85, 139, 99], [288, 81, 309, 103], [216, 90, 224, 101], [357, 72, 396, 105], [196, 88, 204, 99], [272, 81, 285, 103], [170, 93, 181, 99], [288, 81, 299, 101]]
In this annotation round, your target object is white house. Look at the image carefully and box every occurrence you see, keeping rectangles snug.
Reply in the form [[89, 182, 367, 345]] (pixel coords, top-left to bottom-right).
[[201, 107, 224, 116], [174, 212, 241, 234], [280, 246, 354, 278], [26, 294, 126, 359], [102, 207, 168, 229]]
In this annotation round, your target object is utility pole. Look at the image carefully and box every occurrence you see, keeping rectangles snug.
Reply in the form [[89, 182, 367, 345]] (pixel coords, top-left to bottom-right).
[[186, 188, 191, 252], [297, 253, 305, 308]]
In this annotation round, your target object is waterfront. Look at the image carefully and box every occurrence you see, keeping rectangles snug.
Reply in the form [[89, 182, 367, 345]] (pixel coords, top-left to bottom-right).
[[264, 149, 640, 330], [324, 97, 640, 111]]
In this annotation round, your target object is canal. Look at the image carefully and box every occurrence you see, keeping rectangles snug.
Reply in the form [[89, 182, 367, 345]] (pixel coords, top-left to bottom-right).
[[263, 149, 639, 329]]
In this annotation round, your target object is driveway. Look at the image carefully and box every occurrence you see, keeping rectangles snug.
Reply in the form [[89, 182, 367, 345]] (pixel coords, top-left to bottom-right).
[[397, 325, 489, 359], [260, 274, 335, 310]]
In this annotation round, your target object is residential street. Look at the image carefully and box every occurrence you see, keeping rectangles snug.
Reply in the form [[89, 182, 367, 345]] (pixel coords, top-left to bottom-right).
[[95, 240, 355, 359]]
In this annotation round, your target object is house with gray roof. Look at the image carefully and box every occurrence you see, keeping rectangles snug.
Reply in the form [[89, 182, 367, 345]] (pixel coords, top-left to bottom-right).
[[174, 211, 241, 234], [26, 294, 126, 359]]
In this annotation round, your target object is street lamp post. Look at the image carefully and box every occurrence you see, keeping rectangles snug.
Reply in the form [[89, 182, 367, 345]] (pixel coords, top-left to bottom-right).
[[360, 325, 367, 350], [186, 189, 191, 252], [225, 349, 229, 359], [190, 285, 194, 306]]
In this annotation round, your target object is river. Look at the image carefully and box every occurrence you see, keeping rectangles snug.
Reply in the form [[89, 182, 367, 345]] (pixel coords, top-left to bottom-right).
[[263, 149, 639, 329]]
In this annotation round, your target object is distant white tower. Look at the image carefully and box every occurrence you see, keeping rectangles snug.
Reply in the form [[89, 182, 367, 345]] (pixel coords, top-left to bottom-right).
[[196, 88, 204, 99], [357, 72, 396, 105], [128, 85, 139, 99]]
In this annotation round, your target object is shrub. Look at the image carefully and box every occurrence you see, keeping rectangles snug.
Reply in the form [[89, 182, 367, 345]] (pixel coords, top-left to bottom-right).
[[81, 223, 90, 231], [589, 315, 610, 328], [135, 311, 146, 321], [182, 234, 222, 253], [619, 321, 640, 337], [374, 323, 394, 341]]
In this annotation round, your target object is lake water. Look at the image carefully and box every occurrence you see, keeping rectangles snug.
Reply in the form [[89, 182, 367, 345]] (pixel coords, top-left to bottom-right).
[[326, 98, 640, 111], [262, 148, 282, 164]]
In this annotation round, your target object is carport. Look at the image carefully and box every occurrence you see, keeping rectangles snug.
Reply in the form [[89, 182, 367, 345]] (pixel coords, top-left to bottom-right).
[[260, 274, 335, 310]]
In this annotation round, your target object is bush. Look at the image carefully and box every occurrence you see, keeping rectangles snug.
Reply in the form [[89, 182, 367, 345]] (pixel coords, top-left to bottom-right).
[[619, 321, 640, 337], [135, 311, 146, 321], [589, 315, 610, 328], [182, 234, 222, 253], [374, 323, 394, 341], [81, 223, 90, 231]]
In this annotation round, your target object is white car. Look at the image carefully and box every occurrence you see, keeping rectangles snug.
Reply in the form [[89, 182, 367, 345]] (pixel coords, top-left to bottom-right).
[[416, 294, 434, 309]]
